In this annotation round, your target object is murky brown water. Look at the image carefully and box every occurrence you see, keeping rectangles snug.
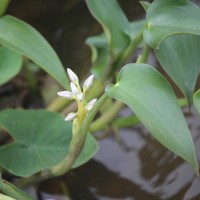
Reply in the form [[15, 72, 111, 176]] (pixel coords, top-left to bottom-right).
[[4, 0, 200, 199]]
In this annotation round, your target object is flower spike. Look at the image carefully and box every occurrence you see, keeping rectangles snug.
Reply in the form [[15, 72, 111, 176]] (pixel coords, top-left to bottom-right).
[[57, 67, 97, 122]]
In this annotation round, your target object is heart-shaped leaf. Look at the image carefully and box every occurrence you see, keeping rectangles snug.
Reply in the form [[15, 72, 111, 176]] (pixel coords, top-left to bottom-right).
[[155, 34, 200, 103], [0, 109, 72, 177], [106, 63, 198, 173], [72, 133, 99, 168], [143, 0, 200, 48], [0, 46, 22, 85], [0, 15, 68, 88], [86, 0, 130, 56]]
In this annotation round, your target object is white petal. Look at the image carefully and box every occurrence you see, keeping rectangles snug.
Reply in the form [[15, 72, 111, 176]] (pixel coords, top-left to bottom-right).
[[65, 112, 77, 121], [70, 82, 79, 94], [57, 91, 74, 99], [77, 93, 84, 101], [67, 68, 79, 82], [83, 75, 94, 91]]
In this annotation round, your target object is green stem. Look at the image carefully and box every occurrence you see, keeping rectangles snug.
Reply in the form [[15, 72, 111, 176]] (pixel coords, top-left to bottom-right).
[[109, 27, 144, 76], [113, 115, 140, 128], [0, 0, 10, 17], [136, 42, 150, 63], [90, 101, 124, 132], [0, 179, 34, 200], [47, 93, 108, 176], [23, 59, 37, 92]]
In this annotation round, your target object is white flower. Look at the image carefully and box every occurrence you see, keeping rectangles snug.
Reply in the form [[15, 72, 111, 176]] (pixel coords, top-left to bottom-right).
[[57, 91, 74, 99], [86, 98, 97, 111], [83, 74, 94, 92], [70, 82, 79, 94], [67, 68, 79, 83], [77, 93, 84, 101], [65, 112, 77, 121]]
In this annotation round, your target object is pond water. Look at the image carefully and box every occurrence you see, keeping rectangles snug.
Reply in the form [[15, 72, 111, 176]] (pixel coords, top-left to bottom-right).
[[5, 0, 200, 199]]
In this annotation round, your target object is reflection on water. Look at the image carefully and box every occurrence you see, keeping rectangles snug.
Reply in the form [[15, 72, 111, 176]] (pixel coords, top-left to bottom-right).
[[39, 106, 200, 200]]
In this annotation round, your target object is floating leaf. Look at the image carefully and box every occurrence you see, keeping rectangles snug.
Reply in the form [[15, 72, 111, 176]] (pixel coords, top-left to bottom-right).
[[106, 63, 198, 172], [0, 15, 68, 88], [0, 46, 22, 85], [86, 0, 130, 56], [143, 0, 200, 48], [72, 133, 99, 168], [0, 109, 72, 177], [155, 34, 200, 102]]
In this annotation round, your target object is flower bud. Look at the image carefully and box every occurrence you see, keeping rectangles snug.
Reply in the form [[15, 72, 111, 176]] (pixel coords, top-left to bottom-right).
[[65, 112, 77, 121], [70, 82, 79, 94], [57, 91, 74, 99], [86, 98, 97, 111], [67, 68, 79, 83], [83, 75, 94, 92], [77, 93, 84, 101]]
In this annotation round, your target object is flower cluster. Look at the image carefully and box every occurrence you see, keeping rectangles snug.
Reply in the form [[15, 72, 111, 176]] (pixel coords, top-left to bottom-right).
[[57, 68, 97, 122]]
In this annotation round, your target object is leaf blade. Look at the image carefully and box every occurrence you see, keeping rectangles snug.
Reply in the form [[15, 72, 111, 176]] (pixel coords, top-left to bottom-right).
[[0, 109, 72, 177], [144, 0, 200, 48], [106, 63, 198, 172], [0, 15, 68, 88], [155, 34, 200, 102]]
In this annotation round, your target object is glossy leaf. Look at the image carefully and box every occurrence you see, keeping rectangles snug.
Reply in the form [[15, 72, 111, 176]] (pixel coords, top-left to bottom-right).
[[86, 33, 110, 77], [193, 89, 200, 116], [155, 34, 200, 102], [0, 15, 68, 88], [86, 0, 130, 56], [106, 63, 198, 172], [0, 46, 22, 85], [143, 0, 200, 48], [72, 133, 99, 168], [0, 109, 72, 177]]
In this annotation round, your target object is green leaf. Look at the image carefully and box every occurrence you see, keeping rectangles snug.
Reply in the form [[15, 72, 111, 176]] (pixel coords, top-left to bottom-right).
[[140, 1, 151, 12], [0, 109, 72, 177], [0, 46, 22, 86], [155, 34, 200, 103], [0, 15, 68, 88], [193, 89, 200, 115], [86, 0, 130, 56], [106, 63, 198, 173], [143, 0, 200, 48], [86, 33, 110, 77], [72, 133, 99, 168]]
